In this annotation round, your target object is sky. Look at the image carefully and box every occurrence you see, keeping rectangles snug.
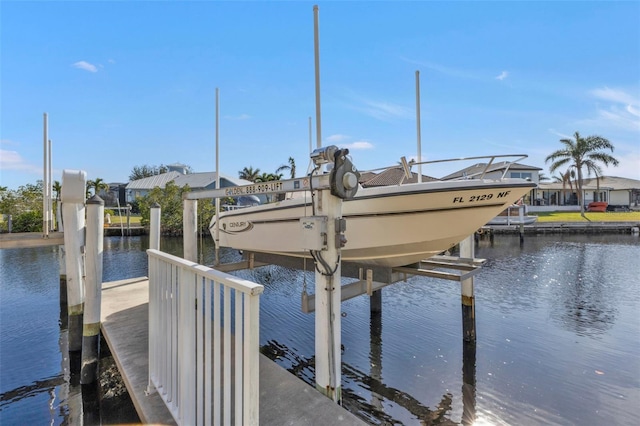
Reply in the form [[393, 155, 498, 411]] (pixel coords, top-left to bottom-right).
[[1, 1, 639, 190]]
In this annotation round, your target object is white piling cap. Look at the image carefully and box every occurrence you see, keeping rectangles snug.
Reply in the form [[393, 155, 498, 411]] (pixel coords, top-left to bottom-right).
[[61, 169, 87, 203]]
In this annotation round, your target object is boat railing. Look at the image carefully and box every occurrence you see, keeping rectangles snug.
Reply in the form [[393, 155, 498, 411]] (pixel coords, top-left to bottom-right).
[[147, 249, 264, 425], [361, 154, 529, 182]]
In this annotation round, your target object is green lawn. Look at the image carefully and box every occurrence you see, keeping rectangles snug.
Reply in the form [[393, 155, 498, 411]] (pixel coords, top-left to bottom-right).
[[533, 211, 640, 222], [107, 214, 142, 226]]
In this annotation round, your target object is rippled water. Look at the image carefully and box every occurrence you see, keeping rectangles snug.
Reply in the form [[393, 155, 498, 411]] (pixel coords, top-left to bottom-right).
[[1, 234, 639, 425]]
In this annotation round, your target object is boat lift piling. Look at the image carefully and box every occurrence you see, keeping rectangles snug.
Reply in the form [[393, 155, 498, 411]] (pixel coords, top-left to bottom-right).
[[61, 170, 87, 352], [81, 195, 104, 384]]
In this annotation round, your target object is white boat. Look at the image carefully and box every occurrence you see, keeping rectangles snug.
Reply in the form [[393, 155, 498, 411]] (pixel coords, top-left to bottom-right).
[[209, 156, 537, 268]]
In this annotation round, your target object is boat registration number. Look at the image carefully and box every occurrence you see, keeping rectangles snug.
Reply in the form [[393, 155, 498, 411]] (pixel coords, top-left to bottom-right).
[[453, 190, 511, 203]]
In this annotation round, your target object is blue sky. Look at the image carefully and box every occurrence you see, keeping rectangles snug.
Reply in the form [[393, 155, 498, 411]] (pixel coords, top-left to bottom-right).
[[1, 1, 639, 190]]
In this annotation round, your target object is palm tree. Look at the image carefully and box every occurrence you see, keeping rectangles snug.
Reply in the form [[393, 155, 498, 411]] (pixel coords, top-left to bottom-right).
[[238, 166, 261, 182], [276, 157, 296, 179], [552, 168, 576, 205], [255, 172, 281, 182], [52, 180, 62, 201], [545, 132, 619, 216], [87, 178, 109, 197]]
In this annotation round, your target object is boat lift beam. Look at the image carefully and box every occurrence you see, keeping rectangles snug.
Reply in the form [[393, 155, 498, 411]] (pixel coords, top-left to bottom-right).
[[184, 174, 332, 201]]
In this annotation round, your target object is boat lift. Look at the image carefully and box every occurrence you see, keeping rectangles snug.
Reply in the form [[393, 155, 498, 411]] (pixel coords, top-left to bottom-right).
[[184, 146, 482, 405]]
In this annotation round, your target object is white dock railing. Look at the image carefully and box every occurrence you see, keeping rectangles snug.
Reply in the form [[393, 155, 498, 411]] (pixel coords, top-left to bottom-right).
[[146, 249, 264, 425]]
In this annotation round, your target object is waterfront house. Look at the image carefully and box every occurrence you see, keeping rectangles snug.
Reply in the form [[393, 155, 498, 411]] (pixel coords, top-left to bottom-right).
[[125, 169, 253, 204], [535, 176, 640, 211], [441, 162, 543, 205]]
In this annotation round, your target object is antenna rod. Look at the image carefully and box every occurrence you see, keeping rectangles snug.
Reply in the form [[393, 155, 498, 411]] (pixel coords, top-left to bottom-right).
[[313, 5, 322, 150]]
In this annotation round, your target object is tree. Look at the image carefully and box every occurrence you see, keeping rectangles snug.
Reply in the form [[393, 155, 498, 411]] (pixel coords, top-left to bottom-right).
[[0, 181, 44, 232], [255, 172, 282, 182], [136, 181, 216, 235], [238, 166, 261, 182], [129, 164, 170, 181], [52, 181, 62, 201], [276, 157, 296, 179], [87, 177, 109, 197], [552, 168, 576, 205], [545, 131, 619, 216]]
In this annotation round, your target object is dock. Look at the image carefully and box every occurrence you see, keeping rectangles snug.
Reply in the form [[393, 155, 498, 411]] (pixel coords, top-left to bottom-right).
[[101, 277, 367, 425], [484, 221, 639, 235]]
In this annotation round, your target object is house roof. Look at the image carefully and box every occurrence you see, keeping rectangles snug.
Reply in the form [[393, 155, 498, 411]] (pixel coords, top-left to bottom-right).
[[361, 167, 437, 187], [580, 176, 640, 190], [173, 172, 217, 189], [125, 171, 181, 190], [538, 176, 640, 191], [125, 171, 252, 191], [441, 161, 542, 180]]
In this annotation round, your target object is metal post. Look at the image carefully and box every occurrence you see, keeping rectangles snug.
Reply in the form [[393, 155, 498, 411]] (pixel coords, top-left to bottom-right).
[[150, 203, 161, 251], [61, 170, 87, 352], [215, 87, 221, 265], [43, 113, 50, 237], [183, 199, 197, 262], [314, 188, 342, 402], [459, 235, 476, 342], [415, 70, 422, 183], [82, 195, 104, 384], [126, 204, 131, 235]]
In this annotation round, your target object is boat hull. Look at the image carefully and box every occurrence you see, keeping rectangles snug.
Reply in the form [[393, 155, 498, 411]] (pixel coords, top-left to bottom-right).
[[210, 179, 536, 267]]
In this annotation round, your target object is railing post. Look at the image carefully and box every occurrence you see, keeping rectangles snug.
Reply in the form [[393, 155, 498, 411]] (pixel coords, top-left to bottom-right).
[[183, 199, 197, 262], [81, 195, 104, 384], [61, 170, 87, 352], [150, 203, 161, 250]]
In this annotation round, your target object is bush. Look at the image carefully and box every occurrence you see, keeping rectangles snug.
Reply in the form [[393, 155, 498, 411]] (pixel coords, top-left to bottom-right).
[[12, 211, 43, 233]]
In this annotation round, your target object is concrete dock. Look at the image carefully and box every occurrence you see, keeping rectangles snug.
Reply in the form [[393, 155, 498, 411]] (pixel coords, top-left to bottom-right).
[[101, 277, 366, 425]]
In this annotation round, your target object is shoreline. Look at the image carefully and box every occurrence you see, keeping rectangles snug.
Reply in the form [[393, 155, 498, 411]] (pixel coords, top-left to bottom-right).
[[484, 221, 640, 235]]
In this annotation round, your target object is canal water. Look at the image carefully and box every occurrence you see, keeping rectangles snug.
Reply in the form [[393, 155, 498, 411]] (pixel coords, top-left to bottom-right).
[[1, 234, 638, 425]]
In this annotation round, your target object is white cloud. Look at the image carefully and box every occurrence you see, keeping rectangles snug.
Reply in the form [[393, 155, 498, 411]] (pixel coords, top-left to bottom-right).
[[400, 57, 479, 80], [581, 88, 640, 132], [357, 98, 413, 121], [72, 61, 98, 72], [326, 134, 349, 143], [626, 105, 640, 118], [343, 141, 374, 150], [0, 147, 41, 174], [590, 87, 637, 106], [496, 71, 509, 81], [224, 114, 251, 120]]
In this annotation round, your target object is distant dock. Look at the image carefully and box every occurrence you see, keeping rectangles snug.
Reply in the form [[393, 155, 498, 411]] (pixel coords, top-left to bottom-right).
[[485, 221, 640, 234]]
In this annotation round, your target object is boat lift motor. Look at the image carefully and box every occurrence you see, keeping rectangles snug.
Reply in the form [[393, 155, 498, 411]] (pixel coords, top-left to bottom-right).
[[311, 145, 361, 200]]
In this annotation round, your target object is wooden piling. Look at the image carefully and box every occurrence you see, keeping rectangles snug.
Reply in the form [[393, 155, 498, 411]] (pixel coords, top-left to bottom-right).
[[81, 195, 104, 384], [61, 170, 87, 352], [183, 199, 197, 262], [149, 203, 161, 251], [59, 245, 68, 330]]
